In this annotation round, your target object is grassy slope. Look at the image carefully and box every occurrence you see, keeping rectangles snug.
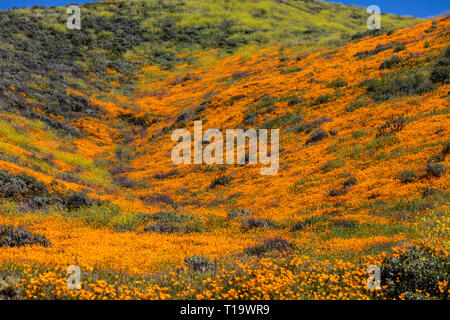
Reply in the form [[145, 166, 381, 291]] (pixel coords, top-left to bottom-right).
[[0, 1, 448, 300]]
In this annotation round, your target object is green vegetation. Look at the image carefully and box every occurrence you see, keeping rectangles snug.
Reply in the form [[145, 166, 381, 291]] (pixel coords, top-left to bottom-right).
[[0, 225, 51, 248], [380, 244, 449, 300], [0, 0, 421, 136]]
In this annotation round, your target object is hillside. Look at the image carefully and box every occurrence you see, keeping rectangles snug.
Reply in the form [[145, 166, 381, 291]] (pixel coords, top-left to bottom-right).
[[0, 1, 448, 300]]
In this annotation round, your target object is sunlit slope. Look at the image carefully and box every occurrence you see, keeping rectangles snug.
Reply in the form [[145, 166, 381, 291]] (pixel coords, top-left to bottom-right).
[[1, 0, 421, 133], [0, 15, 448, 274]]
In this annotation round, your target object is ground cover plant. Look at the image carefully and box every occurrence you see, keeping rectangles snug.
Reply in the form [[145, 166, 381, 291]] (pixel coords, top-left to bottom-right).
[[0, 1, 448, 300]]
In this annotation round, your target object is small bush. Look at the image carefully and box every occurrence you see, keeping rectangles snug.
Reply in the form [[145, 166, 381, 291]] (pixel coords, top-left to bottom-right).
[[376, 117, 407, 137], [328, 189, 341, 197], [287, 96, 305, 106], [141, 193, 174, 206], [291, 217, 322, 232], [241, 218, 275, 231], [380, 244, 449, 300], [143, 222, 176, 233], [66, 202, 122, 228], [227, 208, 251, 219], [185, 255, 213, 272], [311, 94, 333, 106], [0, 274, 20, 299], [328, 78, 347, 88], [343, 176, 357, 188], [328, 130, 338, 136], [399, 170, 418, 183], [291, 117, 331, 134], [393, 43, 406, 52], [243, 112, 257, 126], [422, 187, 439, 198], [442, 141, 450, 156], [244, 237, 295, 256], [64, 192, 93, 210], [210, 175, 233, 188], [0, 170, 47, 198], [111, 213, 147, 232], [280, 67, 303, 75], [321, 160, 345, 173], [144, 211, 203, 233], [379, 55, 402, 69], [430, 46, 450, 84], [153, 169, 179, 180], [426, 163, 447, 177], [364, 73, 434, 102], [430, 66, 450, 84], [345, 96, 370, 112], [306, 129, 328, 145], [0, 225, 50, 247], [428, 153, 444, 163], [354, 42, 398, 59]]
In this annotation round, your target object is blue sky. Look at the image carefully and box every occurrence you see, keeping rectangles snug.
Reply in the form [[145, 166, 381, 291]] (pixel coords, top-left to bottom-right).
[[0, 0, 448, 18]]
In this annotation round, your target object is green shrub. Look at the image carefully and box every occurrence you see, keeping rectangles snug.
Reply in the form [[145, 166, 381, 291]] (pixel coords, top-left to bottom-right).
[[291, 217, 322, 232], [426, 163, 447, 177], [422, 187, 439, 198], [64, 192, 93, 210], [328, 78, 347, 88], [287, 96, 305, 106], [210, 175, 233, 189], [430, 66, 450, 84], [320, 160, 345, 173], [345, 96, 370, 112], [354, 41, 397, 58], [379, 55, 402, 69], [244, 237, 295, 256], [393, 43, 406, 52], [184, 255, 213, 272], [380, 244, 449, 300], [364, 72, 434, 102], [66, 202, 122, 228], [243, 112, 257, 126], [442, 141, 450, 156], [311, 94, 333, 106], [430, 46, 450, 84], [144, 211, 203, 233], [111, 212, 147, 232], [399, 170, 418, 183], [280, 67, 303, 75], [227, 208, 251, 219], [328, 189, 341, 197], [376, 117, 407, 137], [290, 117, 331, 134], [141, 193, 174, 206], [0, 225, 50, 247], [0, 273, 20, 299], [241, 218, 275, 231], [428, 153, 444, 163], [306, 128, 328, 145], [143, 222, 176, 234], [343, 176, 357, 188], [0, 170, 47, 198]]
